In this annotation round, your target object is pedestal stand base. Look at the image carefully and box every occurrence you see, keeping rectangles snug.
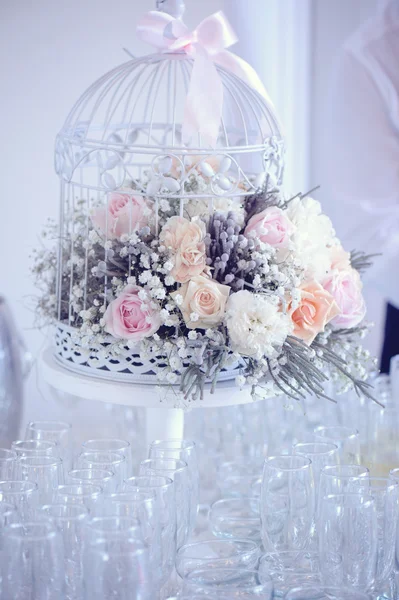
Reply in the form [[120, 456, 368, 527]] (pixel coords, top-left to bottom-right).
[[39, 347, 254, 445]]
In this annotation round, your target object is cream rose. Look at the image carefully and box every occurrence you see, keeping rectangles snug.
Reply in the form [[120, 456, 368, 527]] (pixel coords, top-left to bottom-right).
[[160, 216, 207, 283], [289, 281, 340, 344], [172, 275, 230, 329], [323, 268, 366, 329]]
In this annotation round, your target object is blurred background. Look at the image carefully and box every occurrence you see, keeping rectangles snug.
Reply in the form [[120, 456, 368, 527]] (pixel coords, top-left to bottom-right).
[[0, 0, 390, 429]]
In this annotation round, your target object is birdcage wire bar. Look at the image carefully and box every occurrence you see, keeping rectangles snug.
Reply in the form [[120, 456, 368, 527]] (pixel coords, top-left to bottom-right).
[[53, 49, 285, 382]]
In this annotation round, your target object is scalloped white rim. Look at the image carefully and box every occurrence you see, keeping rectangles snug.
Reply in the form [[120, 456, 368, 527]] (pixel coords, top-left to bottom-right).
[[53, 321, 242, 385], [40, 347, 254, 409]]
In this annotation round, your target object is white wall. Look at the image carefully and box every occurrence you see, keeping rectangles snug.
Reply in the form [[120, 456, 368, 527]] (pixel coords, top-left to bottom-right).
[[310, 0, 384, 357], [0, 0, 221, 426]]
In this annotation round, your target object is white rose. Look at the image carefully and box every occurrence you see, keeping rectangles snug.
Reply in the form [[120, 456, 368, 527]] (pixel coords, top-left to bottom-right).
[[286, 197, 337, 281], [225, 290, 293, 358]]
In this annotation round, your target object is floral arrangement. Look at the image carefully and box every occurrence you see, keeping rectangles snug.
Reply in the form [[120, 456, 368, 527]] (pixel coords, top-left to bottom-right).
[[32, 161, 377, 405]]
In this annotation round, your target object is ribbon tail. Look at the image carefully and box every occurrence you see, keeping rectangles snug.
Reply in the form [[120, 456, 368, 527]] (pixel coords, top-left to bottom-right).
[[182, 45, 223, 148], [214, 50, 274, 107]]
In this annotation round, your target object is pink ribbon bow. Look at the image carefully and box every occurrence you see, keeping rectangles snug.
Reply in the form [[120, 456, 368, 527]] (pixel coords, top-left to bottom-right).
[[137, 10, 271, 147]]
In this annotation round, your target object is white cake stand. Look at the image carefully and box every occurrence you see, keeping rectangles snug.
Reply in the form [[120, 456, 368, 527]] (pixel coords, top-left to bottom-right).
[[40, 348, 253, 445]]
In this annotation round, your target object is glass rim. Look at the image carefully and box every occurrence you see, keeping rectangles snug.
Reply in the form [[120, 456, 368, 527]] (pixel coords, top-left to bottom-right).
[[0, 448, 17, 461], [185, 566, 272, 585], [82, 438, 131, 449], [56, 483, 103, 496], [293, 441, 339, 455], [68, 468, 115, 480], [150, 439, 196, 451], [12, 439, 57, 449], [321, 464, 369, 479], [284, 585, 371, 599], [79, 451, 126, 464], [322, 493, 375, 508], [106, 491, 156, 504], [260, 549, 318, 561], [265, 455, 312, 471], [177, 538, 260, 558], [40, 503, 89, 520], [0, 480, 38, 494], [124, 475, 174, 489], [314, 425, 359, 440], [17, 455, 62, 467], [27, 420, 72, 432], [5, 521, 59, 542], [210, 497, 259, 512], [87, 515, 142, 533], [140, 457, 188, 473]]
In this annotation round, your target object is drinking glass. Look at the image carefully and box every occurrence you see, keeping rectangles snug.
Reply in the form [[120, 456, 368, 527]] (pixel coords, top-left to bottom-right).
[[82, 538, 153, 600], [210, 497, 261, 541], [12, 439, 58, 458], [25, 421, 72, 469], [140, 457, 190, 548], [318, 493, 378, 591], [0, 502, 17, 527], [54, 483, 103, 512], [317, 465, 369, 520], [176, 539, 261, 579], [84, 515, 143, 542], [0, 448, 17, 479], [77, 451, 127, 487], [364, 478, 399, 592], [2, 521, 65, 598], [82, 438, 132, 477], [15, 455, 64, 505], [313, 426, 360, 464], [123, 475, 176, 586], [284, 586, 372, 599], [293, 442, 339, 498], [218, 458, 264, 498], [259, 550, 320, 597], [67, 468, 116, 492], [39, 503, 88, 600], [261, 455, 315, 552], [181, 568, 274, 599], [149, 439, 199, 533], [101, 492, 162, 589], [0, 480, 38, 518]]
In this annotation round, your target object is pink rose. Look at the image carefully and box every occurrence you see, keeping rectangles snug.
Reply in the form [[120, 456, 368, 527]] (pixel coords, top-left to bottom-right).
[[172, 275, 230, 329], [160, 216, 206, 283], [289, 281, 341, 344], [244, 206, 296, 248], [323, 268, 366, 329], [91, 191, 150, 239], [104, 285, 161, 341]]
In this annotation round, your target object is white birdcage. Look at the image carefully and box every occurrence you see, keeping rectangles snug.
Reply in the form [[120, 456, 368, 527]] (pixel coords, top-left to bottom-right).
[[53, 2, 285, 383]]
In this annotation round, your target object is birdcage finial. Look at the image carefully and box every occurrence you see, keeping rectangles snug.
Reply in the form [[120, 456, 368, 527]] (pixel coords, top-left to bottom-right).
[[156, 0, 185, 19]]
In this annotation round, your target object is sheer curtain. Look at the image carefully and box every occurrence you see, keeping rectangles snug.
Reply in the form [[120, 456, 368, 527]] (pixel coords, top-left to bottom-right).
[[225, 0, 312, 194]]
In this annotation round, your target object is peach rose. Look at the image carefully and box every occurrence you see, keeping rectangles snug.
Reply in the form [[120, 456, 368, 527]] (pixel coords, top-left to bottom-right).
[[104, 285, 161, 341], [91, 191, 150, 240], [172, 275, 230, 329], [289, 281, 340, 344], [160, 216, 206, 283], [323, 268, 366, 329], [244, 206, 296, 248]]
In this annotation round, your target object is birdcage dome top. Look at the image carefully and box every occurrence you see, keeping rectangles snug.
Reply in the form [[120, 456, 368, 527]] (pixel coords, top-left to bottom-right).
[[57, 52, 283, 157]]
